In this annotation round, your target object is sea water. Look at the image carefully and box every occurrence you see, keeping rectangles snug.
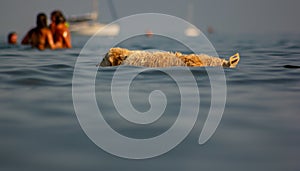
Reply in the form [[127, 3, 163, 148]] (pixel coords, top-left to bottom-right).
[[0, 33, 299, 171]]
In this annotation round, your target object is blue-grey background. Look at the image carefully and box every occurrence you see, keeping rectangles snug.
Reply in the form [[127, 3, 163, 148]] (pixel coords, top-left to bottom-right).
[[1, 0, 300, 39]]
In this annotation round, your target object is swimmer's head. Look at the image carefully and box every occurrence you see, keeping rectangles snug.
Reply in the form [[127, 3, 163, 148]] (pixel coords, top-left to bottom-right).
[[36, 13, 48, 28], [8, 32, 18, 45], [51, 10, 66, 24]]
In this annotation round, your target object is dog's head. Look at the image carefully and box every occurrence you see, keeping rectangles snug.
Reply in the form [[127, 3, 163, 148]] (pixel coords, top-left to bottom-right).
[[99, 47, 133, 66]]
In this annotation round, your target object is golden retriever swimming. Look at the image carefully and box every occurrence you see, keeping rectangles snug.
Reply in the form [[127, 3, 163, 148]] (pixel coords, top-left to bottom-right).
[[99, 47, 240, 68]]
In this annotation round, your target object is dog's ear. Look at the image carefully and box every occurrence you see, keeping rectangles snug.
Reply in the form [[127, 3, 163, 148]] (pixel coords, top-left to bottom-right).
[[180, 54, 203, 67], [116, 56, 126, 65], [110, 56, 126, 66], [229, 53, 240, 68], [108, 54, 118, 66]]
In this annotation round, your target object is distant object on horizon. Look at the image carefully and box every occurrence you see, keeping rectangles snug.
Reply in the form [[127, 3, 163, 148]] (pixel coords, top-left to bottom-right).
[[207, 26, 214, 34], [7, 32, 18, 45], [67, 0, 119, 36], [145, 29, 153, 38], [185, 26, 200, 37]]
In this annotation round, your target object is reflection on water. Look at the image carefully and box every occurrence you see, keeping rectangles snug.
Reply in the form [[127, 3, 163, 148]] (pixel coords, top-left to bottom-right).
[[0, 34, 300, 171]]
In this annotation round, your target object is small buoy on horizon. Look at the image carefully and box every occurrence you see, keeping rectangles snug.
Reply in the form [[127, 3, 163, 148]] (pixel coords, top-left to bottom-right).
[[207, 26, 214, 34], [145, 30, 153, 38]]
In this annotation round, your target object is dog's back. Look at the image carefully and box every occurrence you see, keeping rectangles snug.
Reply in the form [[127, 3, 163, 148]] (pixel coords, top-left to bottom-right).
[[122, 51, 186, 67]]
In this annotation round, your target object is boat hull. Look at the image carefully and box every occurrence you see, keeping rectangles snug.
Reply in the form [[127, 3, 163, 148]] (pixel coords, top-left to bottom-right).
[[70, 22, 120, 36]]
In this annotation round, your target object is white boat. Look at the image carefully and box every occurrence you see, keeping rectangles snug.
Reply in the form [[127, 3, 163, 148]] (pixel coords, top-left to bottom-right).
[[69, 21, 120, 36], [184, 0, 200, 37], [67, 0, 120, 36]]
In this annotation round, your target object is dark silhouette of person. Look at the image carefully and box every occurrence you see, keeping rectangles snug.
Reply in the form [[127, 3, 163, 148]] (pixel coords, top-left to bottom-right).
[[21, 13, 56, 50], [49, 10, 72, 48]]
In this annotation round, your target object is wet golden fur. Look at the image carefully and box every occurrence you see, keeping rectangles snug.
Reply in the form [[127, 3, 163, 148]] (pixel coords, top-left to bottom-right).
[[99, 47, 240, 68]]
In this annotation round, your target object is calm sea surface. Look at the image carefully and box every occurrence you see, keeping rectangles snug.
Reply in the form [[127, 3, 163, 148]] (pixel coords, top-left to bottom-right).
[[0, 33, 299, 171]]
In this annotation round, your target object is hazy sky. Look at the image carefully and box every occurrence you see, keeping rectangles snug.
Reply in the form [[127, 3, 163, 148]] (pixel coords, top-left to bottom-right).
[[1, 0, 300, 39]]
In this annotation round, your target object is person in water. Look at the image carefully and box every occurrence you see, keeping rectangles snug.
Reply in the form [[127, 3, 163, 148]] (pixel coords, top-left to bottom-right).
[[49, 10, 72, 48], [21, 13, 56, 50], [49, 10, 64, 35], [7, 32, 18, 45]]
